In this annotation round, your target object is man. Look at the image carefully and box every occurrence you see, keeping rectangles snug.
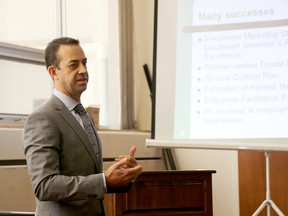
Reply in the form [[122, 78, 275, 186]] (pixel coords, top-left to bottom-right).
[[23, 37, 143, 216]]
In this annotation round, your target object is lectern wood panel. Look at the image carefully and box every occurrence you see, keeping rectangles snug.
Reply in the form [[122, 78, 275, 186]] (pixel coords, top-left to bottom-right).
[[104, 170, 216, 216]]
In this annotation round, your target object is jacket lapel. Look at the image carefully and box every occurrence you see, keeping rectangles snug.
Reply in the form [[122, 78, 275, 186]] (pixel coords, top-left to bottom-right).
[[50, 95, 101, 171]]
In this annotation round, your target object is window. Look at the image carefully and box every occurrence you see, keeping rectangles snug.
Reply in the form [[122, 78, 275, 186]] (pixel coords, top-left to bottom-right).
[[0, 0, 120, 128]]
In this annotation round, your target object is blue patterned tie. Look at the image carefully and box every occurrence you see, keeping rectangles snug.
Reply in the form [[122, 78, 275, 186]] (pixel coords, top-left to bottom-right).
[[74, 104, 99, 155]]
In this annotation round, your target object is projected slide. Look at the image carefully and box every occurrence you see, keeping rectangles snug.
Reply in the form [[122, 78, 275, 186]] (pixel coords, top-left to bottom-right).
[[174, 0, 288, 139]]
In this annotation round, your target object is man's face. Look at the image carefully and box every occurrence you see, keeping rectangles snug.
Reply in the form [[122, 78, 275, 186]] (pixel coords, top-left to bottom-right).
[[53, 44, 88, 101]]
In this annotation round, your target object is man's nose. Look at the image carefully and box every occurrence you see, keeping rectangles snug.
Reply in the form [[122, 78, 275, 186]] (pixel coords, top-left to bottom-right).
[[78, 64, 87, 73]]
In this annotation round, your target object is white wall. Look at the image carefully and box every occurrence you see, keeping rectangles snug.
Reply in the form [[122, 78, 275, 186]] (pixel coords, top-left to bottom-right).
[[133, 0, 154, 131], [133, 1, 240, 216]]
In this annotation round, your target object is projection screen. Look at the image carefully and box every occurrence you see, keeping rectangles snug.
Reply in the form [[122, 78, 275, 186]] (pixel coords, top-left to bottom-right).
[[146, 0, 288, 151]]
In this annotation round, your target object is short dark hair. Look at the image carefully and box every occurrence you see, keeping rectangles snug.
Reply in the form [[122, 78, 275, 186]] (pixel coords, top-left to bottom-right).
[[44, 37, 80, 69]]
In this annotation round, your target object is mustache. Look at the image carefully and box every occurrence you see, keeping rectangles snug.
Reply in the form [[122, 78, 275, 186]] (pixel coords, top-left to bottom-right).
[[76, 77, 88, 82], [76, 74, 88, 80]]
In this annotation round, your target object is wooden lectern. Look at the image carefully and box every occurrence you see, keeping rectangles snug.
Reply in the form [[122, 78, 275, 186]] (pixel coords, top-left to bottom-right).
[[104, 170, 216, 216]]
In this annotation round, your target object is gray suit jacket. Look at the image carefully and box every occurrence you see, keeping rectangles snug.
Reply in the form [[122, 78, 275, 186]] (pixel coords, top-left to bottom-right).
[[23, 95, 105, 216]]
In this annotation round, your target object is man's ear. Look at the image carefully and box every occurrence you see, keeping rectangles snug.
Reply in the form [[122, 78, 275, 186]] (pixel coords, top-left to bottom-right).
[[48, 66, 58, 80]]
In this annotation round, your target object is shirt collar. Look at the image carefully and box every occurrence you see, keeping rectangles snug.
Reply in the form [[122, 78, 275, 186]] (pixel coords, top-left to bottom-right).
[[53, 89, 79, 111]]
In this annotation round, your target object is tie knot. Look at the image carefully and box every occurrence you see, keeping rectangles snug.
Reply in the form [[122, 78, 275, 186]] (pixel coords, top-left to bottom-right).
[[74, 104, 86, 115]]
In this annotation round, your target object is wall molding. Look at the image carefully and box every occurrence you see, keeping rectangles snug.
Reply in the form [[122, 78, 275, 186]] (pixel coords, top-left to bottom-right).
[[0, 42, 44, 65]]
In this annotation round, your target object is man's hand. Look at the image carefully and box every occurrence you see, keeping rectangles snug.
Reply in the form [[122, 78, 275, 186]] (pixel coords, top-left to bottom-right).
[[114, 146, 138, 168], [105, 146, 143, 187], [129, 145, 136, 157]]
